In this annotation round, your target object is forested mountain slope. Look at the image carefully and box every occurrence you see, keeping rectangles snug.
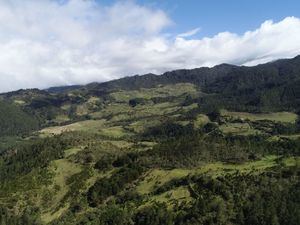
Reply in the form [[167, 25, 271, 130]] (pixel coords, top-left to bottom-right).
[[50, 55, 300, 112], [0, 100, 38, 136], [0, 56, 299, 224]]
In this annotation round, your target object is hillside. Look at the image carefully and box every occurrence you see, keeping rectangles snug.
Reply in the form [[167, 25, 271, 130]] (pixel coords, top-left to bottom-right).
[[0, 57, 299, 225], [0, 101, 38, 136]]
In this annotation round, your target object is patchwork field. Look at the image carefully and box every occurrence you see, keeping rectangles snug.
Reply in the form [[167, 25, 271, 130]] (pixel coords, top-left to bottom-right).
[[110, 83, 199, 102]]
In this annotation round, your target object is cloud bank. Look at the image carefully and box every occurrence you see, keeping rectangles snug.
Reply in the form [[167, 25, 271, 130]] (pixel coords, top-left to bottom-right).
[[0, 0, 300, 92]]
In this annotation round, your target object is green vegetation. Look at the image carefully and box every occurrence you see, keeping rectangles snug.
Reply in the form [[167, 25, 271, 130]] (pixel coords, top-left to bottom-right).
[[0, 57, 300, 224], [137, 169, 191, 194], [0, 100, 39, 136], [219, 122, 261, 135], [222, 110, 298, 123], [110, 83, 198, 103], [88, 163, 144, 207], [40, 119, 106, 135]]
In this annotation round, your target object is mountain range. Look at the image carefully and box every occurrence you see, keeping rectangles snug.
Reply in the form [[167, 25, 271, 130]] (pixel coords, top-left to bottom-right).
[[0, 56, 299, 225]]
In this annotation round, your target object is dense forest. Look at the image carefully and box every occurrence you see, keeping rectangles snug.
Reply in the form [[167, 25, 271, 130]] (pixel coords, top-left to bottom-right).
[[0, 100, 39, 136]]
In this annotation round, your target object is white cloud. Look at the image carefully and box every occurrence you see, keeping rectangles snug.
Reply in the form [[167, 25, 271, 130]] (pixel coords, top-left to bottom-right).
[[0, 0, 300, 92], [177, 28, 201, 38]]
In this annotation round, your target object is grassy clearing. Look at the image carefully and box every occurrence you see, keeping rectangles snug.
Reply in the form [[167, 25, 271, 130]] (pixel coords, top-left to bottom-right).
[[40, 119, 106, 135], [14, 100, 26, 105], [128, 119, 162, 133], [219, 123, 261, 135], [91, 101, 181, 125], [137, 169, 191, 194], [283, 157, 300, 167], [278, 134, 300, 140], [194, 155, 279, 176], [147, 102, 181, 114], [65, 147, 83, 157], [53, 115, 70, 123], [175, 120, 191, 126], [41, 204, 69, 225], [76, 104, 90, 116], [99, 126, 134, 139], [40, 159, 82, 223], [75, 97, 101, 116], [137, 156, 287, 209], [90, 103, 131, 120], [87, 96, 101, 103], [136, 155, 294, 195], [61, 104, 71, 111], [222, 110, 298, 123], [101, 140, 134, 149], [146, 186, 192, 208], [49, 159, 82, 200], [194, 114, 210, 128], [89, 84, 199, 125]]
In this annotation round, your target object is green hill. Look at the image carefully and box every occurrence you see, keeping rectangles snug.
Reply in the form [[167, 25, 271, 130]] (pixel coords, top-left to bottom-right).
[[0, 100, 38, 136]]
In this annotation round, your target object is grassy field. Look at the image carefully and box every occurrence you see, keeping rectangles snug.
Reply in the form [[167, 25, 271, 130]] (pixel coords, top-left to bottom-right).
[[279, 134, 300, 140], [219, 122, 261, 135], [101, 140, 135, 149], [194, 114, 210, 128], [13, 99, 26, 105], [64, 147, 83, 157], [128, 119, 162, 133], [98, 126, 134, 138], [136, 155, 296, 196], [222, 110, 298, 123], [137, 169, 191, 194], [193, 155, 280, 175], [53, 115, 70, 123], [89, 83, 200, 124], [40, 119, 106, 135], [283, 156, 300, 167], [133, 155, 297, 210], [144, 186, 192, 208], [41, 159, 82, 223], [92, 102, 183, 122]]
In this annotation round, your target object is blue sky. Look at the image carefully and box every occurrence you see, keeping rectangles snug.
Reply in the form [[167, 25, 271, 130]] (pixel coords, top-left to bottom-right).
[[97, 0, 300, 37], [1, 0, 300, 92]]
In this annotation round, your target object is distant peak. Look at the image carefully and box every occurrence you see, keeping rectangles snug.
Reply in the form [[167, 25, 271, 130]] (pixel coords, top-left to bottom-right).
[[293, 55, 300, 60], [213, 63, 237, 69]]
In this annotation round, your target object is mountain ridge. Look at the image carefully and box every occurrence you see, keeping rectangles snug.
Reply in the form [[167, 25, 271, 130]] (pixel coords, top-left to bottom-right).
[[2, 55, 299, 95]]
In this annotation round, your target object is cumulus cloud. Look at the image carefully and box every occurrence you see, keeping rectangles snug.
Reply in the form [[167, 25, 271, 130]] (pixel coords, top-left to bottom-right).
[[0, 0, 300, 92]]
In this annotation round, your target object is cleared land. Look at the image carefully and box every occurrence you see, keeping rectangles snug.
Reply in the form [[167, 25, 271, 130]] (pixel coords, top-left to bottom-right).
[[110, 83, 199, 102], [219, 122, 261, 135], [136, 155, 296, 195], [40, 119, 106, 135], [221, 110, 298, 123]]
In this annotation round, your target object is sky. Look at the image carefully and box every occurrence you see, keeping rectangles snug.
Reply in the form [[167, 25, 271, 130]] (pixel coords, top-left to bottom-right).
[[0, 0, 300, 92]]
